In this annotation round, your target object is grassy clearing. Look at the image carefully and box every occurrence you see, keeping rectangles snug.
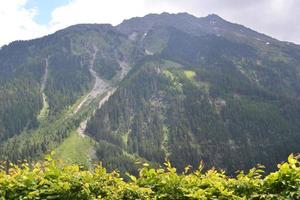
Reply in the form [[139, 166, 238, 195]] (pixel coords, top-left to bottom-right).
[[37, 93, 49, 124], [184, 70, 196, 79], [161, 125, 170, 158], [54, 131, 96, 168]]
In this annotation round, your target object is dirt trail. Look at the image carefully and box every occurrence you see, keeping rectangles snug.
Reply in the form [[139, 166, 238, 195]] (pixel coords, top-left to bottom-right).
[[75, 49, 115, 137], [77, 120, 88, 138], [74, 50, 110, 114], [38, 58, 49, 120], [118, 61, 131, 80], [41, 58, 48, 92], [75, 50, 132, 138], [97, 89, 115, 109], [77, 89, 115, 138]]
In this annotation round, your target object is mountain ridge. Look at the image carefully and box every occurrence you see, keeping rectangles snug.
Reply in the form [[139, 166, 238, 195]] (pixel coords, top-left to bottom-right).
[[2, 12, 299, 50], [0, 12, 299, 175]]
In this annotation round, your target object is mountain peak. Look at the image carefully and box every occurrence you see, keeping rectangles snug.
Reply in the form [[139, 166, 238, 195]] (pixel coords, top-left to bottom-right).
[[117, 12, 201, 35], [205, 13, 223, 20]]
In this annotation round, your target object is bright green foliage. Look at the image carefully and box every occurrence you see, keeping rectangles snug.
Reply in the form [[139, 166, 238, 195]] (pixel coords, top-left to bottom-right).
[[184, 70, 196, 79], [0, 155, 299, 199], [54, 132, 96, 168]]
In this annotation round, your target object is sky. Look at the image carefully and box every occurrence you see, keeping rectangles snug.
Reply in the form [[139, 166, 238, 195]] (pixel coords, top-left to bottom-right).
[[0, 0, 299, 47]]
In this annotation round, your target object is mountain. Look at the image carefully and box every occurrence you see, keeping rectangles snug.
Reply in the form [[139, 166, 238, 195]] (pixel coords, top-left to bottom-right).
[[0, 24, 139, 162], [0, 13, 300, 174]]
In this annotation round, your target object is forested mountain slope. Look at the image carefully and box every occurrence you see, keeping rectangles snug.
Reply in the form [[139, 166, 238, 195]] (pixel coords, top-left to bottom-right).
[[87, 13, 300, 173], [0, 24, 138, 161], [0, 12, 299, 174]]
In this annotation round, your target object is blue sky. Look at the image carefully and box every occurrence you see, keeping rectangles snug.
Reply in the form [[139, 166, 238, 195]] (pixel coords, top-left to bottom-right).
[[0, 0, 300, 47], [25, 0, 69, 24]]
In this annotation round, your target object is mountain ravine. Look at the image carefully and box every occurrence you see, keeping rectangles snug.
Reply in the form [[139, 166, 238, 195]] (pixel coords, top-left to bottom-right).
[[0, 12, 300, 174]]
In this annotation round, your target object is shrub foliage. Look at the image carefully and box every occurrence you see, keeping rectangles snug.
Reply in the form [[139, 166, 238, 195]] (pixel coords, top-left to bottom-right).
[[0, 154, 299, 199]]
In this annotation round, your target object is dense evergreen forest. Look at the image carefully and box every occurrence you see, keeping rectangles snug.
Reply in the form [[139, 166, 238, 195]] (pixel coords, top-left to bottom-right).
[[0, 25, 138, 162], [86, 13, 300, 174]]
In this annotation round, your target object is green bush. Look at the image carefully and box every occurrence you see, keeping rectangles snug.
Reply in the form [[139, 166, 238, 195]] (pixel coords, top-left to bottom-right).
[[0, 154, 299, 199]]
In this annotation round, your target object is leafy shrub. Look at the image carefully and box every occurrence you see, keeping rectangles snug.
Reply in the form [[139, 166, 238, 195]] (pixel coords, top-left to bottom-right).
[[0, 154, 299, 199]]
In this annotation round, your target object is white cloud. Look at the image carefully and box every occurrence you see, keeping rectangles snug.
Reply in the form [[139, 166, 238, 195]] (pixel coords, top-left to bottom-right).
[[49, 0, 182, 30], [162, 0, 300, 44], [0, 0, 48, 47]]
